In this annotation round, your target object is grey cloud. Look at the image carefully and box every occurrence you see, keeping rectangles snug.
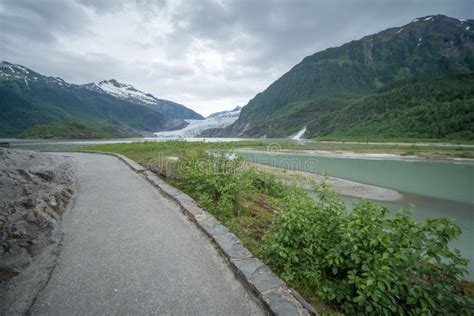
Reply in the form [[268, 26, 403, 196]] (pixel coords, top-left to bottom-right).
[[0, 0, 90, 42], [165, 0, 473, 70], [5, 41, 123, 84], [134, 61, 196, 79], [76, 0, 167, 14], [76, 0, 127, 13]]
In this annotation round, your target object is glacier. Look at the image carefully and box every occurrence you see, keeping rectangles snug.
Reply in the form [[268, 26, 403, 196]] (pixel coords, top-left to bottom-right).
[[154, 107, 241, 138]]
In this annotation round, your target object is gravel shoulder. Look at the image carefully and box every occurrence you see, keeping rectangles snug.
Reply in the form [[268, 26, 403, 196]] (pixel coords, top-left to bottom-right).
[[31, 153, 263, 315]]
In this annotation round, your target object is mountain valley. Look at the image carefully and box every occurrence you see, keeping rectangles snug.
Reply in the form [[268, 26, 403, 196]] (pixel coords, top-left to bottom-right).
[[0, 62, 201, 138]]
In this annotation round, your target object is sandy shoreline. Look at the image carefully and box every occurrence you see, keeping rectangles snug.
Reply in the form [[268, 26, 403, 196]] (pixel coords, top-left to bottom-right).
[[248, 162, 404, 202]]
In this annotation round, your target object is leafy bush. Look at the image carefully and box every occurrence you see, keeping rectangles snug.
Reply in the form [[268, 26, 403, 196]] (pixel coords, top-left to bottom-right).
[[172, 150, 285, 217], [172, 150, 244, 215], [263, 183, 471, 314]]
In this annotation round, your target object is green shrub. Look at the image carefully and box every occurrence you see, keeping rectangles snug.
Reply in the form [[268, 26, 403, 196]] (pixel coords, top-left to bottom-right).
[[246, 166, 286, 197], [170, 150, 287, 218], [263, 183, 471, 314], [172, 150, 244, 215]]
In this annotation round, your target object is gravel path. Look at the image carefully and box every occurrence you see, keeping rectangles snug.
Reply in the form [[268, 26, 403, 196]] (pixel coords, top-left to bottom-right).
[[31, 153, 263, 315]]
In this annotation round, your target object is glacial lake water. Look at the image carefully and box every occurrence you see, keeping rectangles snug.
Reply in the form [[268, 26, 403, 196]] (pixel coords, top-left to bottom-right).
[[3, 138, 474, 279], [239, 151, 474, 279]]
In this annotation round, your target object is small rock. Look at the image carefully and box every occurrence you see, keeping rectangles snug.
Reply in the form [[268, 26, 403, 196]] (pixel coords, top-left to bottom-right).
[[25, 212, 37, 224]]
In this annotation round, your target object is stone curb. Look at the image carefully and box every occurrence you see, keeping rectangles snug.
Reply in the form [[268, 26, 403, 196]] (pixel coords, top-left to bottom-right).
[[76, 151, 318, 316]]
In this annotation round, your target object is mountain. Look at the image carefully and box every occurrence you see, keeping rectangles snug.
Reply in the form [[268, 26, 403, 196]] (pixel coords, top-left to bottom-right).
[[0, 62, 199, 138], [211, 15, 474, 141], [92, 79, 203, 120], [155, 106, 241, 138]]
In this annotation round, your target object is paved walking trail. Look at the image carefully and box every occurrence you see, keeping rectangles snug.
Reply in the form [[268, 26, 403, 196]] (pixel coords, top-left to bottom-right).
[[31, 153, 263, 315]]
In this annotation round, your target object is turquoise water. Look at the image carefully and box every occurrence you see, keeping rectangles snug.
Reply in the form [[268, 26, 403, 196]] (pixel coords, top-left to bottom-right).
[[240, 151, 474, 279], [239, 152, 474, 204]]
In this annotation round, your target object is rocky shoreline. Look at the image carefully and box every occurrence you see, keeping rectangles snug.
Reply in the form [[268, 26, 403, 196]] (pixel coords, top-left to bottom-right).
[[0, 148, 76, 314]]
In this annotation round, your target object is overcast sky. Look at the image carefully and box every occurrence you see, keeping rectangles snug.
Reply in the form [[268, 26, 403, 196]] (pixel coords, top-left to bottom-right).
[[0, 0, 472, 116]]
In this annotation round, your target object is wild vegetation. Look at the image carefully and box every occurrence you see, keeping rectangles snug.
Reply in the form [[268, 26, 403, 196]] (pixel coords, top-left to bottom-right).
[[78, 141, 473, 314], [264, 186, 470, 314]]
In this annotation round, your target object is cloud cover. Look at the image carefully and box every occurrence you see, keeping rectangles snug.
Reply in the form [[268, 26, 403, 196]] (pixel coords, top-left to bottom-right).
[[0, 0, 472, 116]]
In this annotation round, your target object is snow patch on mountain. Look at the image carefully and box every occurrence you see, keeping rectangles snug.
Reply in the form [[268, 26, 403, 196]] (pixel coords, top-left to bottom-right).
[[1, 61, 29, 76], [96, 79, 158, 104], [207, 106, 241, 119], [15, 65, 30, 73], [81, 78, 203, 120], [154, 107, 241, 138]]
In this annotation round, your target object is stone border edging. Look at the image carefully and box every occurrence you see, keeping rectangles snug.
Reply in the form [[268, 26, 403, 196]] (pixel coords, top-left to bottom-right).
[[76, 150, 318, 316]]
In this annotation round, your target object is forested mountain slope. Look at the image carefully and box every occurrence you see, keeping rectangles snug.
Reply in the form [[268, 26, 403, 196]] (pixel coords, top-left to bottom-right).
[[213, 15, 474, 140]]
